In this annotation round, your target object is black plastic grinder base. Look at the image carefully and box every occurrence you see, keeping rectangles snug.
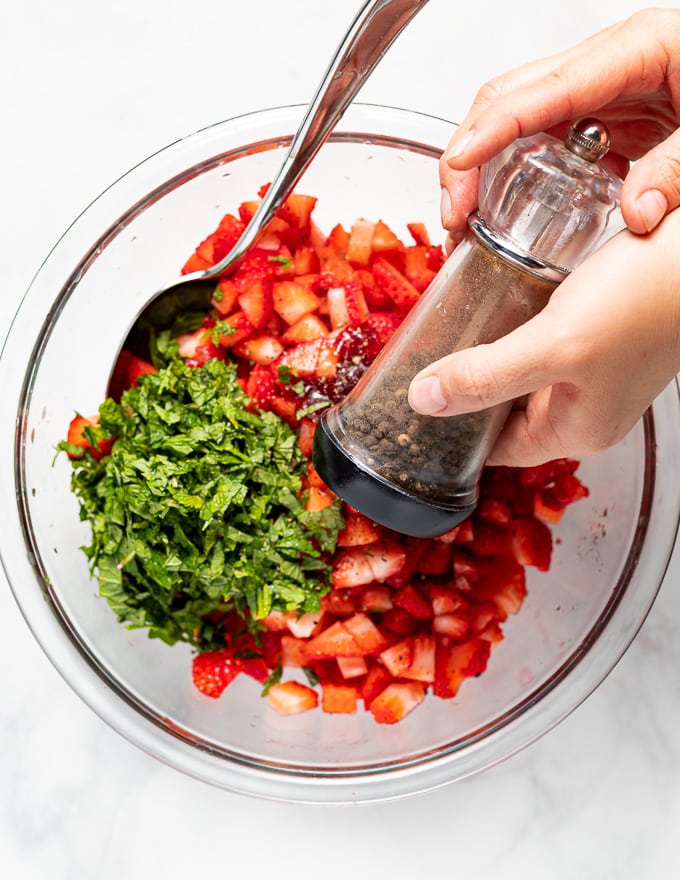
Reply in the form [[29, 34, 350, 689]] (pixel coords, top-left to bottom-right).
[[312, 415, 476, 539]]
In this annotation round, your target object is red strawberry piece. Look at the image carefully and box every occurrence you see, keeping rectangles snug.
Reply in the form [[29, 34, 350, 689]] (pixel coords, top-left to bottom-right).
[[278, 192, 317, 232], [232, 333, 283, 365], [245, 364, 277, 411], [212, 278, 240, 315], [518, 458, 580, 488], [336, 510, 382, 547], [332, 546, 377, 588], [217, 310, 256, 350], [273, 280, 322, 325], [476, 557, 527, 619], [379, 607, 416, 636], [240, 656, 269, 683], [386, 536, 429, 588], [346, 218, 375, 267], [369, 682, 426, 724], [403, 245, 436, 292], [433, 637, 490, 699], [324, 588, 359, 617], [379, 638, 413, 677], [361, 664, 393, 709], [304, 620, 362, 659], [192, 649, 242, 698], [392, 583, 432, 620], [66, 414, 112, 460], [343, 612, 388, 654], [370, 219, 404, 256], [336, 656, 369, 679], [402, 634, 436, 683], [321, 683, 359, 714], [371, 256, 420, 311], [267, 680, 318, 715], [361, 311, 403, 345], [406, 222, 432, 247], [237, 279, 273, 329], [305, 486, 335, 512], [325, 225, 350, 257], [281, 312, 329, 343], [280, 634, 309, 668], [359, 585, 393, 613], [432, 613, 470, 640], [477, 498, 512, 525], [362, 538, 407, 583], [510, 517, 553, 571], [297, 418, 316, 459], [109, 350, 158, 401], [293, 245, 320, 275], [414, 540, 453, 575]]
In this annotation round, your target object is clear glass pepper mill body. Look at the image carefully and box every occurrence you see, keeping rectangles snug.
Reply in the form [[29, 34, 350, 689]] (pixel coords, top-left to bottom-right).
[[313, 119, 623, 536], [323, 233, 556, 507]]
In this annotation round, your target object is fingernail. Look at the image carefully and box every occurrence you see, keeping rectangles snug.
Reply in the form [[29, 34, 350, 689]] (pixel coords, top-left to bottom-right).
[[634, 189, 668, 232], [440, 187, 452, 225], [408, 375, 448, 415], [444, 128, 475, 163]]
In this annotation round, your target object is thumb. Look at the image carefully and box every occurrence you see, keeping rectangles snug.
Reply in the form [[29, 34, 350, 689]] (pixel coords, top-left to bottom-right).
[[621, 129, 680, 234], [408, 313, 564, 417]]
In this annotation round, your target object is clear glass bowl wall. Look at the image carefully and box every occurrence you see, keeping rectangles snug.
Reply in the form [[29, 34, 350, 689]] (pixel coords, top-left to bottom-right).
[[1, 104, 679, 804]]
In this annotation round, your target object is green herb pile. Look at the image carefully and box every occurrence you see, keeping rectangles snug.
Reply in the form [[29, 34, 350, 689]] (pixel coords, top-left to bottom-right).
[[60, 355, 343, 650]]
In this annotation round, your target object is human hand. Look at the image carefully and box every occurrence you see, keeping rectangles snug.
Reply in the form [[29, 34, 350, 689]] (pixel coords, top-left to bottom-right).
[[408, 208, 680, 467], [439, 7, 680, 244]]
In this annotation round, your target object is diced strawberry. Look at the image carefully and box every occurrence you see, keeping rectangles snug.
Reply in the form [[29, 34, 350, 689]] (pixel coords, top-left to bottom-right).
[[280, 634, 308, 668], [432, 613, 470, 640], [317, 245, 356, 285], [402, 634, 435, 683], [392, 584, 432, 620], [385, 536, 429, 588], [332, 546, 376, 588], [285, 610, 324, 639], [337, 656, 369, 679], [371, 256, 420, 311], [293, 245, 319, 275], [477, 498, 512, 524], [414, 540, 453, 575], [297, 418, 316, 458], [379, 607, 416, 636], [361, 664, 393, 709], [212, 278, 240, 315], [476, 558, 527, 619], [343, 613, 388, 654], [217, 310, 256, 349], [407, 222, 431, 247], [326, 224, 350, 257], [237, 279, 273, 329], [245, 363, 277, 411], [321, 683, 358, 714], [510, 517, 553, 571], [305, 486, 335, 512], [267, 680, 318, 715], [380, 638, 413, 677], [363, 539, 407, 582], [241, 656, 269, 683], [371, 219, 404, 256], [533, 490, 565, 524], [518, 458, 580, 488], [277, 336, 338, 378], [359, 585, 393, 613], [429, 585, 469, 616], [336, 510, 381, 547], [304, 620, 362, 659], [232, 334, 283, 365], [361, 311, 402, 345], [346, 218, 375, 266], [273, 281, 322, 325], [369, 682, 426, 724], [433, 637, 490, 699], [403, 246, 436, 292], [468, 521, 511, 557], [454, 519, 475, 544], [278, 192, 317, 232], [281, 313, 329, 343], [262, 610, 289, 632], [108, 351, 158, 401], [65, 414, 112, 460], [324, 588, 359, 616], [192, 649, 242, 698]]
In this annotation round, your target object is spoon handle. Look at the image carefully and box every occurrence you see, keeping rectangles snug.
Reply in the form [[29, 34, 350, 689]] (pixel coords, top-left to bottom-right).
[[202, 0, 431, 278]]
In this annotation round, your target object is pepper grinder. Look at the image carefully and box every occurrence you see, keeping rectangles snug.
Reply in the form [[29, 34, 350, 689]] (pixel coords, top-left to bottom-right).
[[313, 119, 624, 537]]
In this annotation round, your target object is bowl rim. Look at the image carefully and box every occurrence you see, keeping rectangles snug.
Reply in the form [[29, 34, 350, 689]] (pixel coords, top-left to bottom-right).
[[2, 102, 679, 804]]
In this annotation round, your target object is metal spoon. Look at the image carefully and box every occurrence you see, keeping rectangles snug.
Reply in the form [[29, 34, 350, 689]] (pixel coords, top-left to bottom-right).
[[123, 0, 431, 356]]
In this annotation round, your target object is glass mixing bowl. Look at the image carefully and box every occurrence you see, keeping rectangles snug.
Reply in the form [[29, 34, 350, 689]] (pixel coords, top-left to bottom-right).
[[1, 104, 679, 804]]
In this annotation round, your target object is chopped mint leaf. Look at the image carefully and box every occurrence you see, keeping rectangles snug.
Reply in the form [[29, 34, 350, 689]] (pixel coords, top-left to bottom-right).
[[60, 356, 342, 651]]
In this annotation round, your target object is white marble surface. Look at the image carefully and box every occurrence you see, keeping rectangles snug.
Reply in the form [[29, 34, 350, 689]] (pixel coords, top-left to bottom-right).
[[3, 1, 680, 877]]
